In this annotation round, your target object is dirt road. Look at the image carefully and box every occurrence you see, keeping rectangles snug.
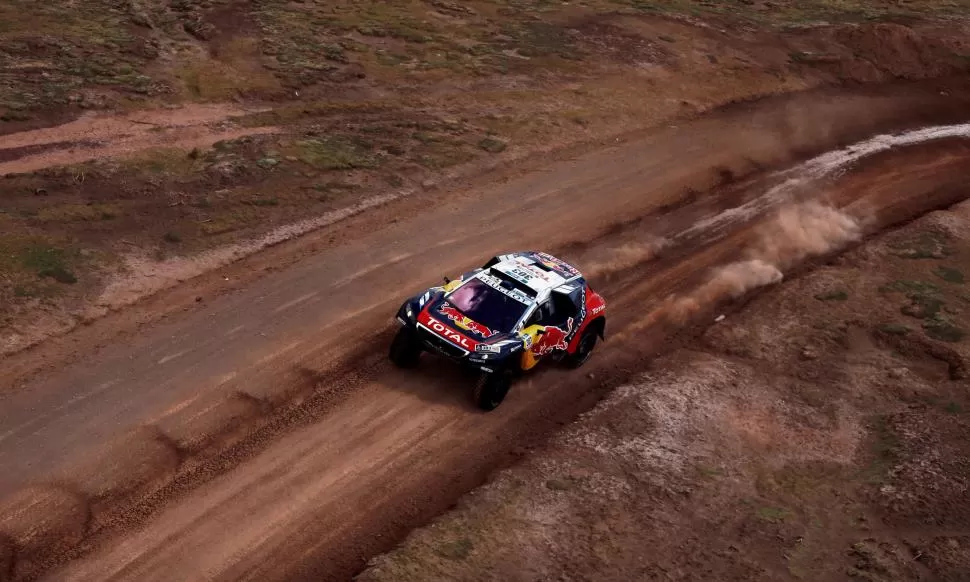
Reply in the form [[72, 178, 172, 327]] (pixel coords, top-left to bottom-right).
[[2, 81, 970, 581]]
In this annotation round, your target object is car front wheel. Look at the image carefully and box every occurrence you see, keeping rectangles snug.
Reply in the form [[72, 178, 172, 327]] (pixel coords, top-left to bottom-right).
[[473, 372, 511, 411], [389, 327, 422, 368]]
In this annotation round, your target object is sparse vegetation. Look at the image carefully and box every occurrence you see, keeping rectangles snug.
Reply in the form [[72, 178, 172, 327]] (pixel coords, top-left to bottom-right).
[[924, 314, 966, 343], [815, 289, 848, 301], [877, 323, 911, 336], [477, 137, 508, 154], [935, 266, 965, 284], [755, 505, 792, 524], [888, 231, 953, 259], [879, 280, 939, 294], [294, 137, 381, 171], [901, 293, 943, 319], [435, 538, 473, 560]]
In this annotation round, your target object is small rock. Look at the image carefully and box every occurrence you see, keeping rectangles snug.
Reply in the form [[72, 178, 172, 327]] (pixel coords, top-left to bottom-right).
[[421, 179, 435, 189], [256, 158, 279, 169], [195, 296, 203, 302], [714, 314, 725, 323], [800, 347, 818, 361], [888, 367, 908, 380], [130, 11, 153, 28], [285, 156, 298, 162]]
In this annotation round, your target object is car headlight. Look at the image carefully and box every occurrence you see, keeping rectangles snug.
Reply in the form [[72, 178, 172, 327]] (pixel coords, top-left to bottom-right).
[[406, 305, 414, 318], [418, 291, 431, 307], [475, 344, 501, 354]]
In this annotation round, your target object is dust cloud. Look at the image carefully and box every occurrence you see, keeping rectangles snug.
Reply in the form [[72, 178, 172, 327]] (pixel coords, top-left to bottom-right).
[[585, 239, 670, 280], [621, 201, 862, 335]]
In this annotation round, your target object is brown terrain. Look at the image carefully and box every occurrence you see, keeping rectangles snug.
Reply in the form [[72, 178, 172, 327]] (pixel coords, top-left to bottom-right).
[[0, 1, 969, 581], [360, 187, 970, 582]]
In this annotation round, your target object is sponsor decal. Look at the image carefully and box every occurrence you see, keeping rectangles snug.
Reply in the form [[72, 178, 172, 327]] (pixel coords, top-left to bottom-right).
[[478, 273, 532, 304], [439, 304, 497, 339], [591, 305, 605, 315], [531, 317, 574, 356], [535, 252, 580, 276], [425, 316, 474, 349], [566, 290, 587, 343], [500, 264, 540, 286]]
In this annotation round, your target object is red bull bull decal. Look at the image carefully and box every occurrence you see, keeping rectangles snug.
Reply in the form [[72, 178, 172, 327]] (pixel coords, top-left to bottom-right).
[[531, 317, 574, 356], [438, 303, 497, 339]]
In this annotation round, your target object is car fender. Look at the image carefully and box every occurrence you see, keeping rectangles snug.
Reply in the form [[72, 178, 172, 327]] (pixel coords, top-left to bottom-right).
[[567, 288, 606, 353]]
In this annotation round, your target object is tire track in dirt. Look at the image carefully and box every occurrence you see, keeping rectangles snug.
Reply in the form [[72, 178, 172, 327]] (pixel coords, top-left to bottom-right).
[[0, 103, 278, 175]]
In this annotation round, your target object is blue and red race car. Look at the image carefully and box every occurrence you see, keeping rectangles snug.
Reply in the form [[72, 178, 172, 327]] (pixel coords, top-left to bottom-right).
[[390, 251, 606, 410]]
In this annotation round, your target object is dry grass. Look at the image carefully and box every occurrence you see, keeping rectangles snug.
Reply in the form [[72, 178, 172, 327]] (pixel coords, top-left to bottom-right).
[[175, 38, 282, 101]]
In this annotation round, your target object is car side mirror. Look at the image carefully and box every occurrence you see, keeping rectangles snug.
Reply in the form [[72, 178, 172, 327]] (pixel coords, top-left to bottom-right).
[[443, 276, 451, 284]]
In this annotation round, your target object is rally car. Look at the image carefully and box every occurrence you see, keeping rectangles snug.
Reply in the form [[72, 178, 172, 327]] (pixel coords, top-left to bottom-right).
[[389, 251, 606, 411]]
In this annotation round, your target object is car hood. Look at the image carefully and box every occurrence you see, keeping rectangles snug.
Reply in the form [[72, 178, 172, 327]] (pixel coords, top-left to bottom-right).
[[416, 297, 511, 351]]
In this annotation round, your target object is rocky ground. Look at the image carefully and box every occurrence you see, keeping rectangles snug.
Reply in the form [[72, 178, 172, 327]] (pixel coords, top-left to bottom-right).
[[360, 200, 970, 581]]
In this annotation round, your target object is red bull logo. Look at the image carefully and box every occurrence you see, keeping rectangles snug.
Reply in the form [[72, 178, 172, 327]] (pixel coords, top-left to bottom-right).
[[439, 304, 497, 339], [531, 317, 574, 356]]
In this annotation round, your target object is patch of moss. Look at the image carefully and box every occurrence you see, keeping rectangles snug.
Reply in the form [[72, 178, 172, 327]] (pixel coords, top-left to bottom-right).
[[934, 266, 965, 284], [923, 314, 966, 343]]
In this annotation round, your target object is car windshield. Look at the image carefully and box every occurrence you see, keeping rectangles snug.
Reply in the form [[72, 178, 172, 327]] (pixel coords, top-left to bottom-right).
[[446, 278, 529, 333]]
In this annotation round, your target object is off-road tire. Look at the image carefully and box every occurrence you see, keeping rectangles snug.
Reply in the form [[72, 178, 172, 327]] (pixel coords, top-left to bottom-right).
[[473, 372, 511, 411], [389, 327, 422, 368], [565, 328, 598, 368]]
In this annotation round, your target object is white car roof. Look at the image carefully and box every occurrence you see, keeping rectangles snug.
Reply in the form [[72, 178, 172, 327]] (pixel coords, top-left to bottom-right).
[[490, 254, 569, 294]]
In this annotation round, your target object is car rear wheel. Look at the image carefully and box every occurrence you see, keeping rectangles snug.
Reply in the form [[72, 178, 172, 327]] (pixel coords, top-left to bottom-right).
[[389, 327, 422, 368], [473, 372, 511, 411], [565, 328, 597, 368]]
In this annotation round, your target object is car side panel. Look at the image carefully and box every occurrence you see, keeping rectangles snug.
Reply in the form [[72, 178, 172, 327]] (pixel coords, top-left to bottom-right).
[[566, 286, 606, 353]]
